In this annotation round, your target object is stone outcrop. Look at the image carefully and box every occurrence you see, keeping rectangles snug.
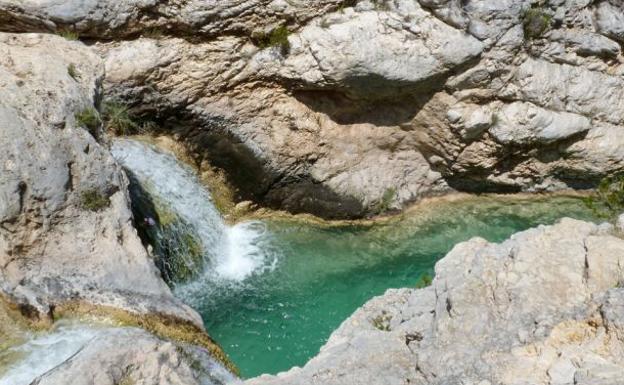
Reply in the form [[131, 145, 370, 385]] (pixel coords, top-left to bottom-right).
[[3, 1, 624, 219], [0, 32, 201, 326], [90, 0, 624, 218], [2, 0, 624, 383], [0, 32, 235, 383], [244, 218, 624, 385], [0, 0, 347, 39]]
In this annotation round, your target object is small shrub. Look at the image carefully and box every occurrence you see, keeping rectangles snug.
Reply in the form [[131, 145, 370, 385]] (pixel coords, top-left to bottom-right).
[[102, 101, 139, 135], [80, 189, 109, 211], [415, 273, 433, 289], [522, 7, 552, 39], [75, 107, 101, 137], [58, 29, 79, 41], [142, 27, 164, 39], [67, 64, 78, 80], [583, 174, 624, 219], [371, 311, 392, 331], [374, 187, 396, 214], [371, 0, 390, 11], [253, 26, 291, 55]]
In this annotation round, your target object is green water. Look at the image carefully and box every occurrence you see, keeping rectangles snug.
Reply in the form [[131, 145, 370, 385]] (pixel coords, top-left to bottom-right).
[[182, 195, 599, 378]]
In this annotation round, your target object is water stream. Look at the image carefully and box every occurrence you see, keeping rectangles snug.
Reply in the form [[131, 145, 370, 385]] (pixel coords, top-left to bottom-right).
[[112, 138, 600, 377], [0, 322, 120, 385]]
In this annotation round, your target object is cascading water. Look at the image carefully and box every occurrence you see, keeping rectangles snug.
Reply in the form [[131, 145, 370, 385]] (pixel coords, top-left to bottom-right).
[[0, 323, 116, 385], [111, 138, 277, 285]]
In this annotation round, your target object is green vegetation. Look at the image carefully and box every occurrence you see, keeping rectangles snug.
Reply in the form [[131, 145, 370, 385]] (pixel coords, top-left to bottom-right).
[[371, 0, 390, 11], [58, 29, 79, 41], [67, 64, 78, 81], [253, 26, 291, 55], [583, 175, 624, 219], [142, 27, 164, 39], [373, 187, 396, 215], [415, 273, 433, 289], [371, 311, 392, 331], [522, 7, 552, 39], [75, 107, 101, 137], [103, 101, 139, 135], [80, 189, 109, 211]]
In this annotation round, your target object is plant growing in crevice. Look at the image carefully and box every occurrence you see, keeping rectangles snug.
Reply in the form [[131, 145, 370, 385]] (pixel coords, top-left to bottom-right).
[[58, 29, 79, 41], [67, 63, 78, 81], [80, 189, 110, 211], [252, 25, 291, 55], [142, 27, 164, 39], [371, 311, 392, 331], [373, 187, 397, 215], [102, 101, 140, 135], [522, 7, 552, 39], [75, 107, 101, 137], [415, 273, 433, 289], [583, 174, 624, 220]]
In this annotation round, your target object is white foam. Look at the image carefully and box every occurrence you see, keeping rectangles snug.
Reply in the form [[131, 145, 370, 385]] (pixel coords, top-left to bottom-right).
[[111, 139, 277, 283]]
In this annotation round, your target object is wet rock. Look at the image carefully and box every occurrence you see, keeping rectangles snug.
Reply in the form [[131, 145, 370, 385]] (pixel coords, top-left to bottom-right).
[[32, 327, 235, 385]]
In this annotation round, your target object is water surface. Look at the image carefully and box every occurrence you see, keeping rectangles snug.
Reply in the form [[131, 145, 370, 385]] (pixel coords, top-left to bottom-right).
[[185, 196, 598, 377], [112, 138, 599, 377]]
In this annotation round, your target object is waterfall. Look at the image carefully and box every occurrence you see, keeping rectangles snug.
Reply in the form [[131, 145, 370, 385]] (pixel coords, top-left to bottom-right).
[[111, 138, 277, 286]]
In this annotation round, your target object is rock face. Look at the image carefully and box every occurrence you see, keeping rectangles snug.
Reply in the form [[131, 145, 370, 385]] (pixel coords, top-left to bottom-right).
[[0, 0, 347, 39], [92, 0, 624, 218], [0, 32, 202, 326], [0, 31, 236, 383], [244, 218, 624, 385], [3, 1, 624, 219]]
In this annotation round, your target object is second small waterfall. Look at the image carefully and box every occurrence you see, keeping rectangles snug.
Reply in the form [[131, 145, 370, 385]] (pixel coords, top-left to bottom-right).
[[111, 139, 277, 286]]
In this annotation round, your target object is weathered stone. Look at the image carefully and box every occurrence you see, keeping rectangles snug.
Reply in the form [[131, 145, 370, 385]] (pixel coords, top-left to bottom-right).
[[489, 101, 591, 145], [0, 0, 347, 39], [0, 33, 200, 326], [32, 327, 235, 385]]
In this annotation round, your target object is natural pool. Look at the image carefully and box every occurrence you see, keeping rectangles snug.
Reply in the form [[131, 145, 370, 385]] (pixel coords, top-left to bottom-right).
[[112, 139, 600, 378]]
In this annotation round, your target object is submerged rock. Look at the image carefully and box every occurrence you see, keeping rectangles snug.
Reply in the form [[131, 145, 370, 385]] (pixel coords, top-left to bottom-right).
[[244, 218, 624, 384]]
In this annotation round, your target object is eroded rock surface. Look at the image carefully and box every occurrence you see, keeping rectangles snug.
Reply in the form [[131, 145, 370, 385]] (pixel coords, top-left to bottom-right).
[[3, 1, 624, 218], [0, 0, 348, 39], [31, 327, 235, 385], [244, 218, 624, 385], [87, 0, 624, 218], [0, 32, 200, 326]]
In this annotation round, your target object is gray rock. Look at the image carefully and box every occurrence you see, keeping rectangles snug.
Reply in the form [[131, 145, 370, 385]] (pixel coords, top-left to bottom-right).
[[0, 0, 345, 39], [32, 327, 236, 385], [595, 2, 624, 44], [0, 33, 200, 326], [251, 4, 483, 99], [489, 101, 591, 145]]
